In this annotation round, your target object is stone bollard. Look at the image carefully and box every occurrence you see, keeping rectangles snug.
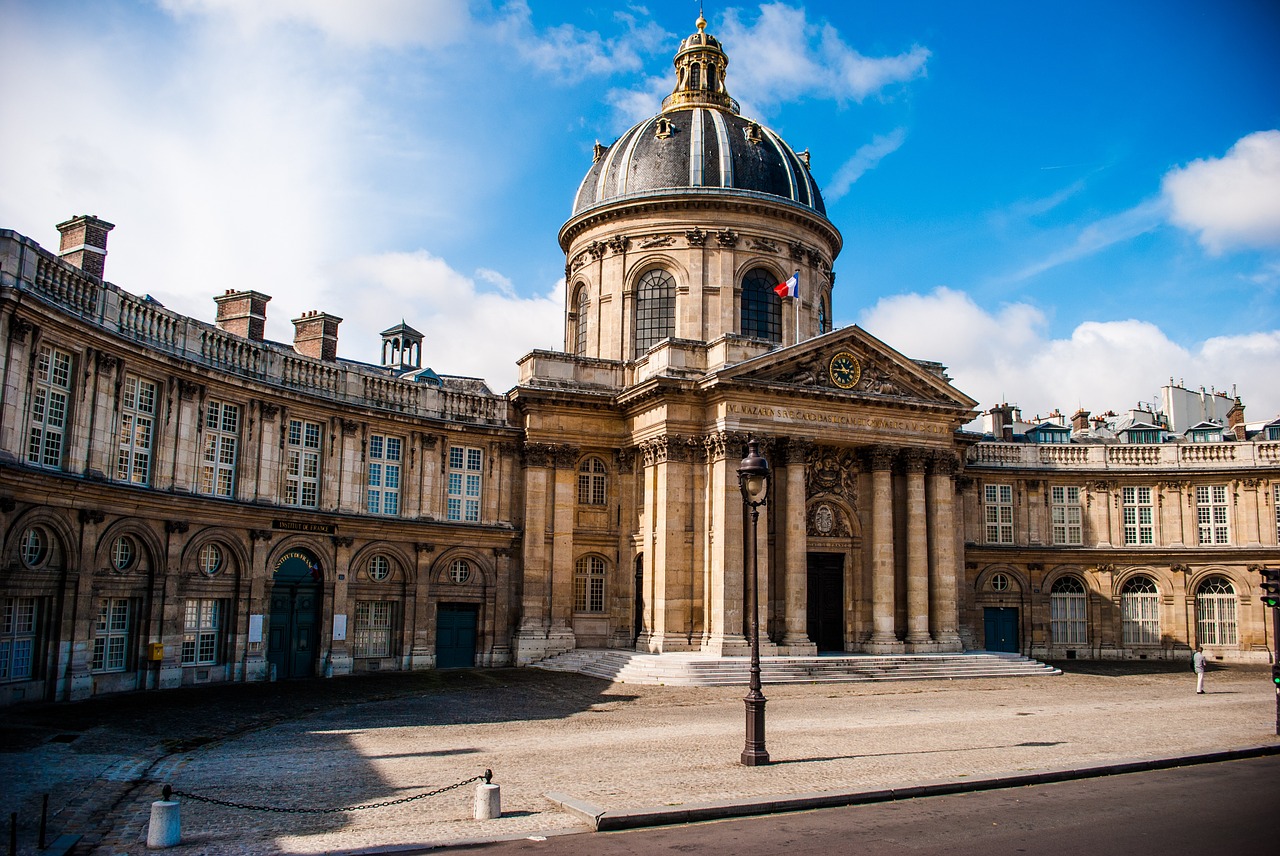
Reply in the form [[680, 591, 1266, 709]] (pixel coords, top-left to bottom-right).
[[146, 791, 180, 849], [474, 782, 501, 820]]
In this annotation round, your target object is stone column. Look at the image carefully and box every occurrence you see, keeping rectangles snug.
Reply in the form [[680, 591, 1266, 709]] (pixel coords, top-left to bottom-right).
[[780, 440, 815, 653], [648, 436, 696, 652], [702, 432, 750, 655], [903, 449, 930, 647], [928, 452, 963, 651], [867, 445, 902, 652]]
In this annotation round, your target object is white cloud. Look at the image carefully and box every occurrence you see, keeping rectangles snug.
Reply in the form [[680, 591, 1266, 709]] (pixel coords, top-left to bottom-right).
[[604, 74, 671, 130], [858, 288, 1280, 422], [717, 3, 929, 113], [325, 251, 564, 392], [826, 128, 906, 201], [159, 0, 471, 49], [490, 0, 661, 82], [1162, 130, 1280, 253]]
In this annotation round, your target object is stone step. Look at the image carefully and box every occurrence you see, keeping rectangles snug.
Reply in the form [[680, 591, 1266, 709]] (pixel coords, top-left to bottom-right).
[[532, 648, 1061, 686]]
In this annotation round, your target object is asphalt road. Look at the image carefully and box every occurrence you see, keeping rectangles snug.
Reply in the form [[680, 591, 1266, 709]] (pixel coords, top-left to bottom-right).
[[451, 755, 1280, 855]]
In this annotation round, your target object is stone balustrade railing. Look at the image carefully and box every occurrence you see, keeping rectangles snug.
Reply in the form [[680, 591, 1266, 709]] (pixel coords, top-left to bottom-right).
[[969, 440, 1280, 471], [2, 232, 507, 425]]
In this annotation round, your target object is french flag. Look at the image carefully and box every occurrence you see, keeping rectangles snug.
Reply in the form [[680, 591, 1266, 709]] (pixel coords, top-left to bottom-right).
[[774, 270, 799, 298]]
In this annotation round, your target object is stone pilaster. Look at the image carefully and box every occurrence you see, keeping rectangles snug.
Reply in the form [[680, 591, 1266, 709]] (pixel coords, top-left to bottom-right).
[[701, 432, 752, 655], [780, 440, 815, 653], [512, 443, 553, 663]]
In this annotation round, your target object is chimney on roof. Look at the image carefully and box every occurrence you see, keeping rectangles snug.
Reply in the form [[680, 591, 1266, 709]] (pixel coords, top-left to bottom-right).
[[214, 289, 272, 341], [1071, 408, 1091, 432], [56, 215, 114, 279], [292, 310, 342, 361], [1227, 398, 1246, 440], [988, 402, 1016, 441]]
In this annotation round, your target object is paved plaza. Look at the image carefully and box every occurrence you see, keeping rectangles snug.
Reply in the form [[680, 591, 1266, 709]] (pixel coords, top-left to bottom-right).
[[2, 661, 1277, 854]]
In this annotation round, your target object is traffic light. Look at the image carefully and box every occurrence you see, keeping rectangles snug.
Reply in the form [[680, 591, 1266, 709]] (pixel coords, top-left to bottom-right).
[[1260, 568, 1280, 609], [1273, 664, 1280, 688]]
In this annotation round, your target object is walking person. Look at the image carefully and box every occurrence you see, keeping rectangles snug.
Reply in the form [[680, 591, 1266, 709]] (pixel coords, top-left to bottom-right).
[[1193, 645, 1207, 694]]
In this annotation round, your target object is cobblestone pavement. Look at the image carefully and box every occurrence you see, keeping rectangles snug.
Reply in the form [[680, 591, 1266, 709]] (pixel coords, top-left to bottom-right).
[[3, 662, 1276, 855]]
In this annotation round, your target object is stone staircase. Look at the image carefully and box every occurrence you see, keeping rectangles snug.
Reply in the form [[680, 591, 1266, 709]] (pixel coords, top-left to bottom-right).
[[531, 648, 1061, 686]]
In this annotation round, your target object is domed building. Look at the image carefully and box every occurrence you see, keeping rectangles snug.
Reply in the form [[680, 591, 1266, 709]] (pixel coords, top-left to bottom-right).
[[510, 16, 980, 663], [2, 17, 1277, 706]]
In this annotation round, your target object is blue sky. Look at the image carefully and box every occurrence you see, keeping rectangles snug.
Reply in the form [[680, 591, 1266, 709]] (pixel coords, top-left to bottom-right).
[[2, 1, 1278, 423]]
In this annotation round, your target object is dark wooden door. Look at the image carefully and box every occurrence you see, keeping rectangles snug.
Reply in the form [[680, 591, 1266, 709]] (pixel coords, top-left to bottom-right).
[[436, 604, 478, 668], [806, 553, 845, 652], [267, 582, 319, 679], [984, 607, 1020, 653]]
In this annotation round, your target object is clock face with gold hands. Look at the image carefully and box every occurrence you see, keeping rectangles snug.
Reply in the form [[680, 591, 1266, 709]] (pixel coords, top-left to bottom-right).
[[829, 351, 861, 389]]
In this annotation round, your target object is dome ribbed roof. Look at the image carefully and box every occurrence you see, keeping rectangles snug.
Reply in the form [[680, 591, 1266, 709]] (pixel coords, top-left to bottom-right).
[[568, 16, 827, 220], [572, 110, 825, 216]]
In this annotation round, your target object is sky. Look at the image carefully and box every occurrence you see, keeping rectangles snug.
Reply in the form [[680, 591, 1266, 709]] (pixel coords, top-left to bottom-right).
[[2, 0, 1278, 425]]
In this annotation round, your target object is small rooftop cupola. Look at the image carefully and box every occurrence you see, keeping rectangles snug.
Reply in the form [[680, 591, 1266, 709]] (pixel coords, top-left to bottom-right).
[[661, 15, 739, 114], [381, 321, 423, 374]]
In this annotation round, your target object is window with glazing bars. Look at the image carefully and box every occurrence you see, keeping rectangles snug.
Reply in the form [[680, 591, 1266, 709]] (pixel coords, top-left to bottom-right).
[[181, 599, 221, 665], [634, 269, 675, 356], [447, 447, 482, 522], [740, 268, 781, 342], [286, 419, 322, 507], [1195, 485, 1230, 545], [27, 345, 73, 469], [367, 434, 402, 515], [200, 401, 239, 497]]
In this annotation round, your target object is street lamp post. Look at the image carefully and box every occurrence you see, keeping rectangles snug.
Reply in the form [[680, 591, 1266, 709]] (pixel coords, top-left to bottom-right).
[[738, 437, 771, 766]]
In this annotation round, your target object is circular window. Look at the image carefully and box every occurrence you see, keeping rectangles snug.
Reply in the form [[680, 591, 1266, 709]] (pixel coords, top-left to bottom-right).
[[198, 543, 223, 576], [369, 555, 391, 582], [111, 536, 135, 571], [19, 527, 48, 569], [991, 573, 1009, 592], [449, 559, 471, 584]]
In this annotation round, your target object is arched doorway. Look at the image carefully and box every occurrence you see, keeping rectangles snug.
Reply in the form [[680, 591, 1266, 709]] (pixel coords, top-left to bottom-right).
[[268, 548, 322, 679]]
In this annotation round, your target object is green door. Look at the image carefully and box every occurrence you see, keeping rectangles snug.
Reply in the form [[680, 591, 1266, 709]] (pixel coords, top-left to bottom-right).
[[983, 607, 1019, 653], [268, 550, 322, 679], [436, 604, 478, 668]]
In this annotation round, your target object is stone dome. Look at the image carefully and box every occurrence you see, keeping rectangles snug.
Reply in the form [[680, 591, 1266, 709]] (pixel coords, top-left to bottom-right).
[[570, 16, 827, 219]]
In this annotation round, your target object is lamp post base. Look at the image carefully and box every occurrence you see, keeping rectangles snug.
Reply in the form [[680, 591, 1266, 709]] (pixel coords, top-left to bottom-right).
[[740, 691, 770, 766]]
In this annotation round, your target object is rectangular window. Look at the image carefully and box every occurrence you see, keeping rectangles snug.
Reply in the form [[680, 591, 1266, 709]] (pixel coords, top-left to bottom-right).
[[181, 599, 222, 665], [1050, 594, 1088, 645], [366, 434, 402, 515], [27, 345, 73, 469], [116, 375, 158, 485], [286, 418, 322, 508], [92, 598, 130, 672], [983, 484, 1014, 544], [1050, 486, 1083, 546], [353, 601, 393, 658], [200, 401, 240, 498], [1195, 485, 1230, 545], [447, 446, 483, 522], [1122, 487, 1154, 545], [0, 597, 39, 682]]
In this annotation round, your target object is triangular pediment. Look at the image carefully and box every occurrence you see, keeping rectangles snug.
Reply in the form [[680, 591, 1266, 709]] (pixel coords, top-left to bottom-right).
[[709, 326, 979, 412]]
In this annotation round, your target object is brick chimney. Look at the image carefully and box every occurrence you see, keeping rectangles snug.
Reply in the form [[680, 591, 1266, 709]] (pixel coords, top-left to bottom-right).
[[1227, 398, 1246, 440], [214, 290, 272, 341], [56, 215, 114, 279], [988, 403, 1016, 441], [292, 311, 342, 361], [1071, 408, 1090, 432]]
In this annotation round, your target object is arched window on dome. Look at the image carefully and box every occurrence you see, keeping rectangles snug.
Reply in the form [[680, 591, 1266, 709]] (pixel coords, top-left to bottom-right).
[[690, 62, 701, 89], [572, 285, 589, 355], [741, 268, 782, 343], [706, 65, 717, 92], [818, 295, 831, 334], [634, 269, 676, 357]]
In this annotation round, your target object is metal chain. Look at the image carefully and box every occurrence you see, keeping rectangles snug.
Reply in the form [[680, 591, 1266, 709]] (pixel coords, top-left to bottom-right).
[[164, 772, 490, 814]]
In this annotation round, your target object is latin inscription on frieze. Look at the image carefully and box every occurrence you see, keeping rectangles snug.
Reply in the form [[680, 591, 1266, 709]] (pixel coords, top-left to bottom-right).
[[726, 403, 949, 436]]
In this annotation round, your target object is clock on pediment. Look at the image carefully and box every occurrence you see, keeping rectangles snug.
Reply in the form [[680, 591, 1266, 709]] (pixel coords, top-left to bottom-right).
[[828, 351, 861, 389]]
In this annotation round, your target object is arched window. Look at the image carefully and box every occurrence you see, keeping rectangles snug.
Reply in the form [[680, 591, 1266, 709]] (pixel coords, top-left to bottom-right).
[[634, 269, 675, 356], [578, 457, 607, 506], [1196, 576, 1237, 646], [575, 555, 606, 613], [819, 295, 831, 334], [573, 286, 589, 355], [741, 268, 782, 343], [706, 65, 718, 92], [1121, 576, 1160, 645], [690, 62, 701, 89], [1050, 576, 1087, 645]]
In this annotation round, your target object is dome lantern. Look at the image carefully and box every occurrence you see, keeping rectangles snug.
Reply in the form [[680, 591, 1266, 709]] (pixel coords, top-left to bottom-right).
[[661, 15, 739, 114]]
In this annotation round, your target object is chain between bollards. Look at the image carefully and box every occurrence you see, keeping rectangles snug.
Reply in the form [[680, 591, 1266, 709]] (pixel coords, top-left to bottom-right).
[[162, 771, 492, 814]]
